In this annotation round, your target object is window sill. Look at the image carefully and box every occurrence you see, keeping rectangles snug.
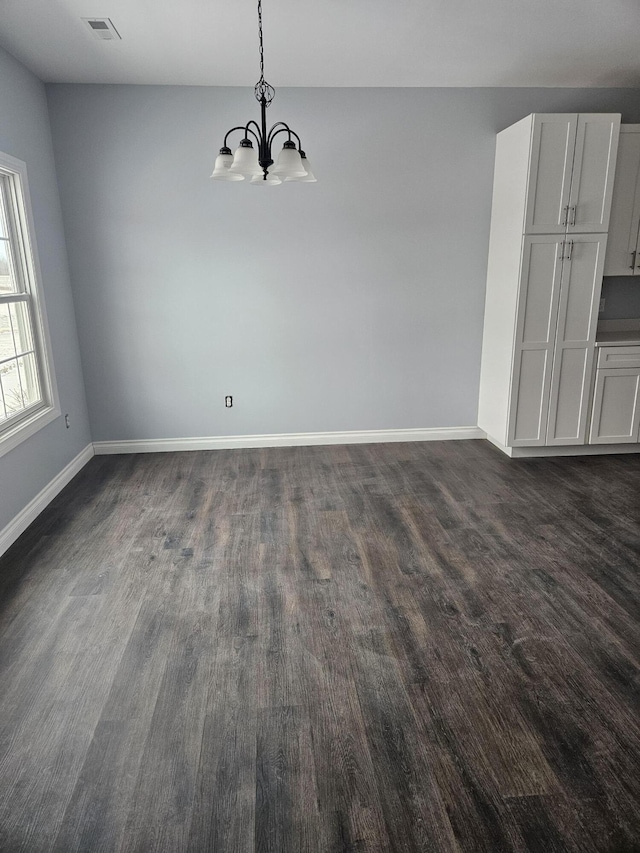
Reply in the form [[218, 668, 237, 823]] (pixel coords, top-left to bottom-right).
[[0, 404, 61, 459]]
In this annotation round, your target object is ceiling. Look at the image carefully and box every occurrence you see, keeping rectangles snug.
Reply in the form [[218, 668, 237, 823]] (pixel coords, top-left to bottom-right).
[[0, 0, 639, 88]]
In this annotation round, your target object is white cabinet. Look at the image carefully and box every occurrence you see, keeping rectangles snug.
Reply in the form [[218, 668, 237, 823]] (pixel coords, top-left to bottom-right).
[[524, 114, 620, 235], [507, 236, 563, 444], [546, 235, 607, 444], [507, 234, 606, 446], [478, 112, 620, 451], [589, 345, 640, 444], [603, 125, 640, 276], [589, 366, 640, 444], [524, 115, 576, 235]]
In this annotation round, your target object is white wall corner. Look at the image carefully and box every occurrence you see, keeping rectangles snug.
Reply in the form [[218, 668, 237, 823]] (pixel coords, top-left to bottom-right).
[[0, 443, 94, 558]]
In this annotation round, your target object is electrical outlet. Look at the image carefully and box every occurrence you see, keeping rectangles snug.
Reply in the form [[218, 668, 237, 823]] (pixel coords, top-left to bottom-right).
[[64, 413, 71, 428], [225, 396, 233, 408], [599, 297, 605, 313]]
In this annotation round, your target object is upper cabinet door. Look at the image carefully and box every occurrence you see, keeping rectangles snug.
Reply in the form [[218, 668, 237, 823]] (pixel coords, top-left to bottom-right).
[[524, 115, 577, 235], [603, 126, 640, 276], [567, 114, 621, 234]]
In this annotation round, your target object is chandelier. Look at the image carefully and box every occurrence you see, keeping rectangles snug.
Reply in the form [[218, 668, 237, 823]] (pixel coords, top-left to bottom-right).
[[210, 0, 316, 185]]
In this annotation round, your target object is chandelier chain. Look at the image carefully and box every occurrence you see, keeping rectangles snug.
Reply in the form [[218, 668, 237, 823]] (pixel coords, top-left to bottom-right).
[[258, 0, 265, 80], [254, 0, 274, 106]]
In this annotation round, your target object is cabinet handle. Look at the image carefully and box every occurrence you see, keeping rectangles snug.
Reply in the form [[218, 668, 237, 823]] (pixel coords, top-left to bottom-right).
[[631, 251, 637, 270], [562, 206, 569, 227], [570, 206, 576, 226], [567, 240, 574, 261], [558, 241, 565, 261]]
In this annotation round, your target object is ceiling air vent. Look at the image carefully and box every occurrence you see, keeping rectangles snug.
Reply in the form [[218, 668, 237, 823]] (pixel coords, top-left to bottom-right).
[[82, 18, 121, 40]]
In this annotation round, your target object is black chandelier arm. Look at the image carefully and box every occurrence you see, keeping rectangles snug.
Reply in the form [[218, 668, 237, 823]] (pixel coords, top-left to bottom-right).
[[244, 120, 264, 145], [221, 125, 262, 151], [269, 121, 302, 151], [288, 129, 302, 150], [243, 126, 262, 149], [267, 122, 292, 146], [223, 125, 251, 148]]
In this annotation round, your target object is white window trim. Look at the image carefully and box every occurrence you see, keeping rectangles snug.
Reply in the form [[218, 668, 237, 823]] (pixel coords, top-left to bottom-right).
[[0, 150, 59, 458]]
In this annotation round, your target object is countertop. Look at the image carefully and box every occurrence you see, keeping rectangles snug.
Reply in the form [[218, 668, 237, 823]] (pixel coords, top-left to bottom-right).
[[595, 319, 640, 346], [595, 330, 640, 346]]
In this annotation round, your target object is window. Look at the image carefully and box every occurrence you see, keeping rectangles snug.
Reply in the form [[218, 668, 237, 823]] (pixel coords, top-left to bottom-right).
[[0, 151, 58, 456]]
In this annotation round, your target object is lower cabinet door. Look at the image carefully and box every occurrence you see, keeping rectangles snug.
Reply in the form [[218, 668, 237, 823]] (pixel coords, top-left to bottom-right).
[[507, 236, 564, 446], [546, 234, 606, 445], [589, 367, 640, 444]]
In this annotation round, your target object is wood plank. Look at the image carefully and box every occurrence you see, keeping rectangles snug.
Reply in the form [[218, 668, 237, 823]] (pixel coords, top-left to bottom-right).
[[187, 634, 259, 853], [255, 705, 321, 853]]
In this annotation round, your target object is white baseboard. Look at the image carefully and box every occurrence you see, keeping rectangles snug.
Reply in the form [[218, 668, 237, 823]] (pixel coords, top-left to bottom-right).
[[0, 443, 94, 558], [93, 426, 485, 455]]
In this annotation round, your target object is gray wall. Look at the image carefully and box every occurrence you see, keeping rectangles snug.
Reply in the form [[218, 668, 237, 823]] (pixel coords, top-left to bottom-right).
[[601, 277, 640, 320], [46, 85, 640, 442], [0, 47, 90, 534]]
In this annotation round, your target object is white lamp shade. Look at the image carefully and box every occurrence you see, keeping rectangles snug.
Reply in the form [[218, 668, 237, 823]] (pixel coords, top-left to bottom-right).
[[229, 142, 262, 177], [250, 173, 282, 186], [285, 156, 317, 182], [210, 152, 245, 181], [271, 144, 307, 178]]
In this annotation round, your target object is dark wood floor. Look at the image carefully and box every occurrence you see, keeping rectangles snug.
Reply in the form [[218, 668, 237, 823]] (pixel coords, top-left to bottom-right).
[[0, 440, 639, 852]]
